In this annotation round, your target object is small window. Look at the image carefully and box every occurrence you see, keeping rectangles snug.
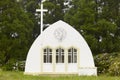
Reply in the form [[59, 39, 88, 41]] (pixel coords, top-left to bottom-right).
[[68, 48, 77, 63], [43, 48, 52, 63], [56, 48, 64, 63]]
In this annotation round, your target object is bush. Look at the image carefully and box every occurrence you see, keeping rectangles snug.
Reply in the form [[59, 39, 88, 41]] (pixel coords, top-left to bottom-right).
[[17, 61, 25, 71], [108, 58, 120, 76], [94, 52, 120, 76], [1, 59, 25, 71], [94, 53, 112, 74], [2, 59, 15, 71]]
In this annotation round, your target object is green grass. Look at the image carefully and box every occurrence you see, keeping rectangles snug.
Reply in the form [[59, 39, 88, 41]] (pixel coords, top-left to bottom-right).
[[0, 71, 120, 80]]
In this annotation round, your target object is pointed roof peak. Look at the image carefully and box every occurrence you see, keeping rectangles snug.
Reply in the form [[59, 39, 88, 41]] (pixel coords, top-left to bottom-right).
[[56, 20, 64, 23], [53, 20, 68, 25]]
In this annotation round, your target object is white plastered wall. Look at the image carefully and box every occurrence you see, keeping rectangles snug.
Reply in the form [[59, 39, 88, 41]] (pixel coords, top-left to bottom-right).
[[24, 20, 97, 76]]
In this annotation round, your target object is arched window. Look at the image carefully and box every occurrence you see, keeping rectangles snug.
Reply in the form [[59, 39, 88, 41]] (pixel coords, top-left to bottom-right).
[[43, 48, 52, 63], [68, 48, 77, 63], [56, 48, 64, 63]]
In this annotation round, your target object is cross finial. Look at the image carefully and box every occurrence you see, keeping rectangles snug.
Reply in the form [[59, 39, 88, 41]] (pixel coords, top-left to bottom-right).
[[36, 0, 48, 34]]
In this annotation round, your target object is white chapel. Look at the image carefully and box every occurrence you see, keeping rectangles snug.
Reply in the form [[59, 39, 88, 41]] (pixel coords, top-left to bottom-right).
[[24, 20, 97, 76], [24, 0, 97, 76]]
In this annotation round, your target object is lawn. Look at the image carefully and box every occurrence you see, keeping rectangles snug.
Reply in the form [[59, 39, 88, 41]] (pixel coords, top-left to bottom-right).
[[0, 71, 120, 80]]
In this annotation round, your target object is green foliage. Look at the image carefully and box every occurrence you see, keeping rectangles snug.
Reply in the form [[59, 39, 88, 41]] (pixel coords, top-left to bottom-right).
[[0, 71, 120, 80], [93, 19, 117, 53], [1, 60, 25, 71], [64, 0, 120, 54], [44, 0, 65, 24], [0, 0, 34, 67], [94, 52, 120, 76], [108, 58, 120, 76], [17, 61, 25, 71], [2, 59, 16, 71], [94, 53, 112, 74]]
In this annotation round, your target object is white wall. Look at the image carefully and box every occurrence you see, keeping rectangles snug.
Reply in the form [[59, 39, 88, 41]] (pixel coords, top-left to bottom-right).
[[24, 20, 97, 76]]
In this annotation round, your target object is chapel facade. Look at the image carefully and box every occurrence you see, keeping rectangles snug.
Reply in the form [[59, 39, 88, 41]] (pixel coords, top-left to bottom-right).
[[24, 20, 97, 76]]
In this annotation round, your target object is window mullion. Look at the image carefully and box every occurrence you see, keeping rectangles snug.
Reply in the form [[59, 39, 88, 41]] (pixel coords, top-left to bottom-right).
[[72, 48, 73, 63], [48, 49, 50, 63], [73, 52, 75, 63], [47, 49, 48, 63], [46, 52, 47, 63], [60, 48, 61, 63], [59, 49, 60, 63], [61, 48, 62, 63]]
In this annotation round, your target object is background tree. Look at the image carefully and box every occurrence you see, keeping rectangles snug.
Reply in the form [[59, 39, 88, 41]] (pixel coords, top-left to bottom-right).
[[43, 0, 72, 25], [0, 0, 120, 71], [0, 0, 34, 69], [64, 0, 120, 54]]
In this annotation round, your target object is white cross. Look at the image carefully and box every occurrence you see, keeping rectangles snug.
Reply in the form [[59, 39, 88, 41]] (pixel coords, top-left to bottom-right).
[[36, 0, 48, 34]]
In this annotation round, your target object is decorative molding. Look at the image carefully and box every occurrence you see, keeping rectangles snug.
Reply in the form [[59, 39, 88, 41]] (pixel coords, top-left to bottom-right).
[[54, 28, 67, 42], [79, 67, 97, 69]]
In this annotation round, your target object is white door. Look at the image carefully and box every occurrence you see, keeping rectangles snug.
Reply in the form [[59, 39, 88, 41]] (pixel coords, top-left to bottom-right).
[[55, 48, 65, 73], [42, 48, 53, 72], [67, 48, 78, 73]]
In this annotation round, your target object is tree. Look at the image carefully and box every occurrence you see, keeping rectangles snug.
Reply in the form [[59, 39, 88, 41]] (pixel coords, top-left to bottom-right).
[[0, 0, 34, 68], [64, 0, 119, 54], [43, 0, 65, 24]]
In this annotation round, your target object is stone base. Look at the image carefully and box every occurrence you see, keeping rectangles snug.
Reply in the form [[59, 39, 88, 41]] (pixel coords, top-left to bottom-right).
[[24, 67, 97, 76], [78, 67, 97, 76]]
